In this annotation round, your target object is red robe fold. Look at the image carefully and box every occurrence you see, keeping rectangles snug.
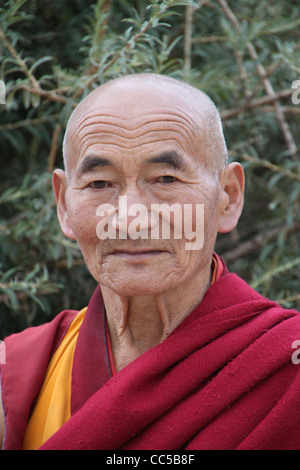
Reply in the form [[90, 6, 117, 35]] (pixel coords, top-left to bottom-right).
[[1, 309, 78, 450], [2, 262, 300, 450]]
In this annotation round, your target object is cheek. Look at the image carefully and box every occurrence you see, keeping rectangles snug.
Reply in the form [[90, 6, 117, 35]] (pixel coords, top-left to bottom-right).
[[172, 197, 214, 243], [179, 190, 220, 255], [68, 203, 99, 244]]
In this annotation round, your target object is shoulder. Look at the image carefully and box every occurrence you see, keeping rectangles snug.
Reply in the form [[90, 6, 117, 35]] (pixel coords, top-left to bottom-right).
[[4, 309, 78, 359], [0, 309, 79, 450]]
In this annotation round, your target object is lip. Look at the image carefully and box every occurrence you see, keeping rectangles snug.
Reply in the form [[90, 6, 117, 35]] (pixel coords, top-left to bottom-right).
[[109, 249, 168, 259]]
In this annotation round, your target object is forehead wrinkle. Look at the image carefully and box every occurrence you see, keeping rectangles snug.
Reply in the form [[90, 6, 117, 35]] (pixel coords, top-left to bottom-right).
[[75, 107, 200, 141], [67, 98, 221, 176], [76, 123, 196, 153], [75, 115, 200, 163], [77, 117, 196, 137], [76, 104, 199, 131], [78, 136, 192, 161], [76, 119, 197, 147]]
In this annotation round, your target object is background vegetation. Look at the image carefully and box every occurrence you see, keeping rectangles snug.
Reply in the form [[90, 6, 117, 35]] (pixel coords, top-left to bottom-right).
[[0, 0, 299, 336]]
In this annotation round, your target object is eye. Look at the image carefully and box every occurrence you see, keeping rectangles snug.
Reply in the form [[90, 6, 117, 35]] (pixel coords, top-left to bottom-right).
[[89, 180, 110, 189], [156, 175, 178, 184]]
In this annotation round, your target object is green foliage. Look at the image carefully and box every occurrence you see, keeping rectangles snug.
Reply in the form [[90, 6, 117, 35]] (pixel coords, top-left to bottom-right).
[[0, 0, 299, 336]]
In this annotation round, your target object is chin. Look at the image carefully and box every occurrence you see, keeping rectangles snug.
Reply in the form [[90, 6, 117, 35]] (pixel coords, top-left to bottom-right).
[[99, 270, 180, 297], [89, 250, 184, 296], [104, 280, 167, 297]]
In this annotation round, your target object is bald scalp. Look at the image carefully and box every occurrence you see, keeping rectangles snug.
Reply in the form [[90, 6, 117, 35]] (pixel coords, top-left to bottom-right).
[[63, 73, 228, 178]]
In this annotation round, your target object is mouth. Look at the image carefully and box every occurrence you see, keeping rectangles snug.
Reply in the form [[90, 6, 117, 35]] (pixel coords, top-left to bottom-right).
[[109, 248, 168, 260]]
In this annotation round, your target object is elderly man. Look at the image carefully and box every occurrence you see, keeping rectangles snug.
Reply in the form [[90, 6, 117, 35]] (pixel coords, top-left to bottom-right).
[[1, 74, 300, 450]]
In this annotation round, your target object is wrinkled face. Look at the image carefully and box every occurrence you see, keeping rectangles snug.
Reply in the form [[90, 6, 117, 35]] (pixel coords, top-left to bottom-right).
[[62, 83, 225, 296]]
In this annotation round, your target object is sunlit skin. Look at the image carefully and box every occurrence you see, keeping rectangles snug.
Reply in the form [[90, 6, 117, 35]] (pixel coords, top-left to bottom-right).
[[53, 74, 245, 372]]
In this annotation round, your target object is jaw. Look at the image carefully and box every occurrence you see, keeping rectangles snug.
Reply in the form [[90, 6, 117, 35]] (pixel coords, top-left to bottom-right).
[[96, 251, 183, 297]]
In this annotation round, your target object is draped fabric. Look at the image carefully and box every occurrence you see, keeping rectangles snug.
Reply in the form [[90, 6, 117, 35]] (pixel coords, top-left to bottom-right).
[[1, 309, 78, 450], [39, 272, 300, 450], [22, 308, 87, 449], [2, 256, 300, 450], [22, 254, 224, 449]]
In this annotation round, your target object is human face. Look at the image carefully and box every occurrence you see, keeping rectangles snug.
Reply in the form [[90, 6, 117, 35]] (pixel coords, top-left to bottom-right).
[[58, 85, 223, 296]]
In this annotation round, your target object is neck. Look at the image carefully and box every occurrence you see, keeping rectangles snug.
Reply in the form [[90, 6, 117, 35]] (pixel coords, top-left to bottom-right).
[[101, 261, 212, 372]]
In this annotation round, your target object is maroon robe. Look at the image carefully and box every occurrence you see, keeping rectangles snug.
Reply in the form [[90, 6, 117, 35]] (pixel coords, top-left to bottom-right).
[[1, 259, 300, 450]]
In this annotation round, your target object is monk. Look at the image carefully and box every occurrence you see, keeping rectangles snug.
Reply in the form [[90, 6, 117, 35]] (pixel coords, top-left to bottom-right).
[[1, 73, 300, 450]]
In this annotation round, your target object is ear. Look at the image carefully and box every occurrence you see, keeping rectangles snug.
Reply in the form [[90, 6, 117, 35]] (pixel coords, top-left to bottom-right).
[[217, 162, 245, 234], [52, 169, 76, 240]]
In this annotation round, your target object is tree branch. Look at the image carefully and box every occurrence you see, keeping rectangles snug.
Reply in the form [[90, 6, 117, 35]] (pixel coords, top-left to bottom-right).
[[217, 0, 298, 157], [221, 222, 300, 264], [19, 85, 70, 105], [48, 124, 62, 172], [183, 5, 194, 76], [0, 28, 41, 91], [229, 151, 300, 183], [220, 88, 294, 120], [0, 113, 61, 131]]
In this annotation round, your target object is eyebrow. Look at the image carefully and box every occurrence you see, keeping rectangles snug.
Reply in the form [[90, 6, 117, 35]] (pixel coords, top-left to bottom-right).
[[78, 155, 113, 175], [77, 150, 186, 176], [146, 151, 185, 170]]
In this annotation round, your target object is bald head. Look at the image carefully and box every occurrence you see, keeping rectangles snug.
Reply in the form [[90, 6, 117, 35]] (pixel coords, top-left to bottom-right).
[[63, 73, 228, 178]]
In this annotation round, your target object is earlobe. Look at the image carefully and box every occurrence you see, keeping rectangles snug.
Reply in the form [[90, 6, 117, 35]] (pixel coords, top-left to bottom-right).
[[53, 170, 76, 240], [217, 162, 245, 234]]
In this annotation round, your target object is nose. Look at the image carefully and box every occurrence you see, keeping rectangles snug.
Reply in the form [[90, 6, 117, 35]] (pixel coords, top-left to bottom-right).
[[96, 184, 160, 241], [112, 192, 160, 239]]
